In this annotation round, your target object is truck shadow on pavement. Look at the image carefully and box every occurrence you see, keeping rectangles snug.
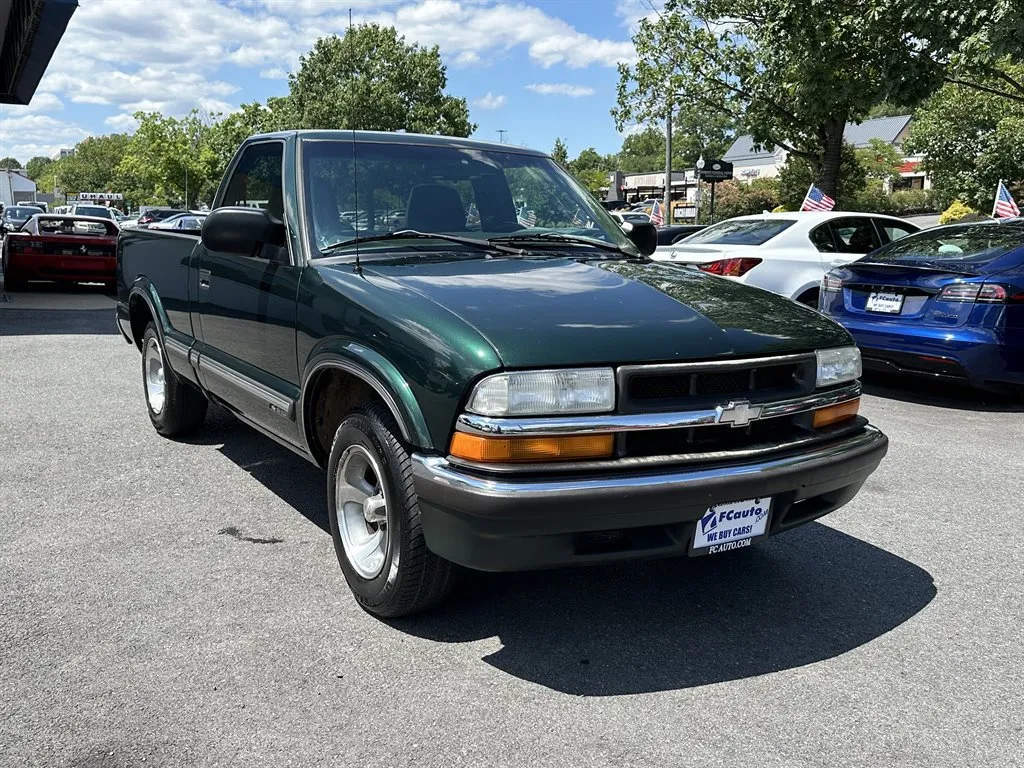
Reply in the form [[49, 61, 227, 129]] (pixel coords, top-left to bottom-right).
[[199, 407, 937, 696], [396, 527, 936, 695], [863, 372, 1024, 412]]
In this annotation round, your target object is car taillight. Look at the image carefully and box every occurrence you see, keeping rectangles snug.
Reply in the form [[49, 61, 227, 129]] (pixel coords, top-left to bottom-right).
[[697, 257, 762, 277], [822, 272, 843, 292], [937, 283, 1010, 304], [11, 240, 44, 253]]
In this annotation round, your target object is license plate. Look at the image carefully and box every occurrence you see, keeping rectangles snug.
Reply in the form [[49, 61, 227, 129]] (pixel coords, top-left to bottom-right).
[[691, 497, 771, 555], [865, 291, 904, 314]]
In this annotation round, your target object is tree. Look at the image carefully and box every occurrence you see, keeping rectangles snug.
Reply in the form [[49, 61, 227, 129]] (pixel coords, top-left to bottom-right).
[[704, 177, 780, 221], [0, 157, 22, 169], [117, 111, 221, 208], [617, 113, 734, 173], [614, 0, 945, 198], [24, 156, 54, 181], [856, 138, 905, 187], [51, 134, 130, 195], [905, 67, 1024, 210], [551, 138, 569, 167], [288, 24, 474, 136], [777, 144, 867, 210]]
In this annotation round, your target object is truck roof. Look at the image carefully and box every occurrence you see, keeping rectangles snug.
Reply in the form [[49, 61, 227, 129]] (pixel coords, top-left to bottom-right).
[[247, 130, 548, 157]]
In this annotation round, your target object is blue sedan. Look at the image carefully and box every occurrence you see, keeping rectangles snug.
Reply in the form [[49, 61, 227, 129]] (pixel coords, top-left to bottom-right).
[[819, 221, 1024, 394]]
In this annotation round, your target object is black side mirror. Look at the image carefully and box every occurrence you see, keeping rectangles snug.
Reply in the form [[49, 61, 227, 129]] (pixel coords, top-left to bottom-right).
[[201, 206, 285, 257], [622, 221, 657, 256]]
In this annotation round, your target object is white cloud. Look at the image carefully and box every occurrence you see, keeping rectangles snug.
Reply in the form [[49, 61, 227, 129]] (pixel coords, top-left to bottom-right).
[[474, 91, 506, 110], [0, 114, 90, 162], [259, 67, 289, 80], [525, 83, 596, 98], [615, 0, 665, 28], [454, 50, 480, 66], [620, 122, 652, 136], [104, 113, 141, 131]]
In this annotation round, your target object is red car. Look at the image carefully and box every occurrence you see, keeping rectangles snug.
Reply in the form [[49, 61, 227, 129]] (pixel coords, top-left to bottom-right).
[[2, 215, 119, 291]]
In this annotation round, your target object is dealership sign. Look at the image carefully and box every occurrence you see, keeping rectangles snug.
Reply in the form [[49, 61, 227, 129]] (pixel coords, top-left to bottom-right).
[[78, 192, 123, 201]]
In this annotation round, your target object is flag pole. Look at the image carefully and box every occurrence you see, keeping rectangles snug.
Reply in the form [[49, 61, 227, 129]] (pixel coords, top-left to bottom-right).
[[801, 183, 814, 211], [993, 180, 1000, 218]]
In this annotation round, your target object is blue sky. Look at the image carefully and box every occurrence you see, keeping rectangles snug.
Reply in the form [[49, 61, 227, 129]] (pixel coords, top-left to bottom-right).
[[0, 0, 657, 165]]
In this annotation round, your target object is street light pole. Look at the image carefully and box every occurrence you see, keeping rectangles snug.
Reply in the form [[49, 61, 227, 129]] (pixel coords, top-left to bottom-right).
[[663, 101, 672, 225]]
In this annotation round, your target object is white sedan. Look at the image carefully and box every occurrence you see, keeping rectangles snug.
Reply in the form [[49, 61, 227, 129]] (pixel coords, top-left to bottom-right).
[[651, 211, 919, 306]]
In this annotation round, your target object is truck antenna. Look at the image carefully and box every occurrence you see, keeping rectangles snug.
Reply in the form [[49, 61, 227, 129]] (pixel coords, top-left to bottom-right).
[[352, 129, 361, 274]]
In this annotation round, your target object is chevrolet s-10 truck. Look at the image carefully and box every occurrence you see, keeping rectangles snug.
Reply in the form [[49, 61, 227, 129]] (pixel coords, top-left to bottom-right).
[[116, 131, 887, 617]]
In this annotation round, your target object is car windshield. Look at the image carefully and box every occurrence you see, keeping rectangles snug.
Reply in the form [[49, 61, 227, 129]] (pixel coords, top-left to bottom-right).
[[5, 206, 42, 218], [301, 140, 632, 258], [38, 217, 117, 236], [865, 224, 1024, 267], [684, 218, 796, 246], [75, 206, 112, 218]]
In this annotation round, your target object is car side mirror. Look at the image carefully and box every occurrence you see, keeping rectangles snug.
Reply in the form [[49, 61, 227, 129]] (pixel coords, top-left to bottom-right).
[[622, 221, 657, 256], [202, 206, 286, 257]]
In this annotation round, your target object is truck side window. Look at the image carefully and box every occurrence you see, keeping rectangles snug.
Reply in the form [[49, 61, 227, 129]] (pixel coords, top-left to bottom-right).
[[221, 142, 285, 220]]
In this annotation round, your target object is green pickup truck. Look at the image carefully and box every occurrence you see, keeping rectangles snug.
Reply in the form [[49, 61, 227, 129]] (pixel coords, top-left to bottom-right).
[[116, 131, 887, 617]]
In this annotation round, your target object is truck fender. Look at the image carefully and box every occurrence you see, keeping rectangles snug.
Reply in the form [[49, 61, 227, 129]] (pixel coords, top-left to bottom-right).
[[299, 343, 433, 453], [126, 279, 169, 344]]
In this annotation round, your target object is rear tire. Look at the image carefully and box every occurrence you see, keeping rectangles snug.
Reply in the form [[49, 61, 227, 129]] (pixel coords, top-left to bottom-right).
[[327, 403, 457, 618], [141, 323, 207, 437]]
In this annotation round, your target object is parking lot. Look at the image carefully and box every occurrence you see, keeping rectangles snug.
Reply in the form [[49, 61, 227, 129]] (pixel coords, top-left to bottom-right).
[[2, 288, 1022, 768]]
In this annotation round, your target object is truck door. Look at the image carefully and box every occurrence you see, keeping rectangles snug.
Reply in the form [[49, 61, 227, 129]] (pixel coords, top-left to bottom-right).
[[195, 140, 303, 445]]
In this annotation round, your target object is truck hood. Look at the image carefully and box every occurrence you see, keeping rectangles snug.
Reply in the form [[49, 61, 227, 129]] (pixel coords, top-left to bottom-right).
[[345, 256, 850, 368]]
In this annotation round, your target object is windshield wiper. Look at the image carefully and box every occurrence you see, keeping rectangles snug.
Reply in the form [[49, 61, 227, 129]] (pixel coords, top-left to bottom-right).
[[319, 229, 525, 256], [487, 232, 638, 257]]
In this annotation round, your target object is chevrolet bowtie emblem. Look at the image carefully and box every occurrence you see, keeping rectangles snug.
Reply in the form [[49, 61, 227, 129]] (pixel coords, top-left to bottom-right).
[[717, 400, 762, 428]]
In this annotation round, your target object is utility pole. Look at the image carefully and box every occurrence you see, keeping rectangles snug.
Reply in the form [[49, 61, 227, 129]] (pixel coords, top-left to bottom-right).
[[496, 129, 508, 144], [663, 101, 672, 225]]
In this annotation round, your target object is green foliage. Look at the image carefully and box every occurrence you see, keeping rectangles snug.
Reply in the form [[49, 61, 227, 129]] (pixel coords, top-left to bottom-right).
[[51, 134, 131, 197], [704, 178, 780, 221], [856, 138, 905, 186], [614, 0, 945, 197], [906, 65, 1024, 210], [616, 113, 734, 174], [0, 157, 21, 169], [287, 24, 474, 137], [777, 144, 867, 210], [939, 200, 979, 224], [24, 156, 53, 181], [575, 169, 610, 197], [551, 138, 569, 166], [568, 148, 615, 176]]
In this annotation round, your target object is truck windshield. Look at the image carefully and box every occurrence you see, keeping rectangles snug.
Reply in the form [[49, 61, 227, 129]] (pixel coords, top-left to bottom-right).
[[301, 140, 632, 257]]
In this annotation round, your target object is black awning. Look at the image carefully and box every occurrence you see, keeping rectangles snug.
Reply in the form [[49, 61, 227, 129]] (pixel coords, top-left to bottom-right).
[[0, 0, 78, 105]]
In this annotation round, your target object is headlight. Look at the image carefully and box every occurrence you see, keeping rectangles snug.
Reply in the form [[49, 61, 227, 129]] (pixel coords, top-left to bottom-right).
[[816, 347, 861, 387], [466, 368, 615, 417]]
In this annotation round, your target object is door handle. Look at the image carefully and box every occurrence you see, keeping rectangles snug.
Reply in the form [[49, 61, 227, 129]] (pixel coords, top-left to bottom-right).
[[199, 268, 211, 290]]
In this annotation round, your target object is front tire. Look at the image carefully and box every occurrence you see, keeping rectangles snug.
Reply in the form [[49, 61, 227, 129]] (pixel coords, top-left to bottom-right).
[[327, 404, 456, 617], [141, 323, 208, 437]]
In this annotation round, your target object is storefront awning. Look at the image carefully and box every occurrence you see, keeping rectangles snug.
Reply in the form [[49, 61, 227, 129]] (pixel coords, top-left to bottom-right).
[[0, 0, 77, 105]]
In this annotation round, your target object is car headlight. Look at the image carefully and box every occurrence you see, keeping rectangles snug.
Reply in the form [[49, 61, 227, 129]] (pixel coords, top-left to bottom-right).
[[466, 368, 615, 417], [816, 346, 861, 387]]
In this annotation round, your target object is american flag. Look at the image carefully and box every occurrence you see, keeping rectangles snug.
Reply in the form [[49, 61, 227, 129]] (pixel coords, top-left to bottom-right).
[[466, 202, 480, 227], [650, 199, 664, 226], [993, 180, 1020, 219], [517, 206, 537, 227], [801, 184, 836, 212], [570, 206, 584, 226]]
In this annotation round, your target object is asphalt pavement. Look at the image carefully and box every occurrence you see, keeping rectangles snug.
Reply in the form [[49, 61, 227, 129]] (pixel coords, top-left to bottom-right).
[[1, 297, 1022, 767]]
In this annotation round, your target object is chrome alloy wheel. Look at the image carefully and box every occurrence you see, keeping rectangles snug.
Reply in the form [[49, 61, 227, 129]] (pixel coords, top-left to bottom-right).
[[336, 444, 390, 579], [144, 336, 166, 415]]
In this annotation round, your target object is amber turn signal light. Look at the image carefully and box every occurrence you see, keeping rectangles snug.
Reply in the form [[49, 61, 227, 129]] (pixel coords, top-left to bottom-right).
[[450, 432, 615, 463], [812, 398, 860, 429]]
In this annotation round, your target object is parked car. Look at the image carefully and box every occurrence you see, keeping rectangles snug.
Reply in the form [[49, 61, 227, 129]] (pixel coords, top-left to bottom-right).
[[657, 224, 706, 246], [820, 221, 1024, 394], [136, 208, 187, 228], [1, 204, 44, 234], [116, 130, 887, 617], [69, 204, 119, 224], [611, 211, 652, 226], [2, 214, 118, 291], [652, 212, 920, 306], [148, 212, 207, 230]]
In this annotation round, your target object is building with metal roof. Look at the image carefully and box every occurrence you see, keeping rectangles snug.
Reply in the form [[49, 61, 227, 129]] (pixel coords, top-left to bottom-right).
[[723, 115, 927, 189], [0, 0, 77, 105]]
